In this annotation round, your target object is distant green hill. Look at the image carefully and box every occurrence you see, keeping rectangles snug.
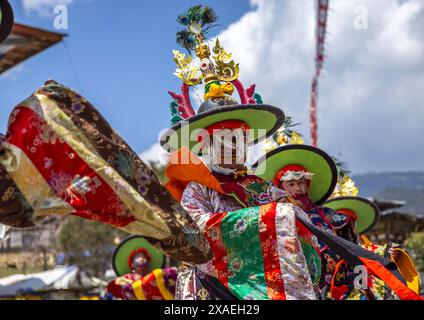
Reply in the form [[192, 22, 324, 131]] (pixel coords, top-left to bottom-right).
[[353, 172, 424, 196], [352, 172, 424, 216]]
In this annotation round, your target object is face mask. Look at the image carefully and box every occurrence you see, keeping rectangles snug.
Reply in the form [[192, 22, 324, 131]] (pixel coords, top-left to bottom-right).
[[204, 128, 247, 169]]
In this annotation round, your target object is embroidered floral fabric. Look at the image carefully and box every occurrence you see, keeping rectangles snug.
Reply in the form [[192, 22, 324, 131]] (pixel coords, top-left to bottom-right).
[[0, 80, 211, 264], [176, 182, 243, 300], [177, 181, 320, 300], [204, 203, 320, 300]]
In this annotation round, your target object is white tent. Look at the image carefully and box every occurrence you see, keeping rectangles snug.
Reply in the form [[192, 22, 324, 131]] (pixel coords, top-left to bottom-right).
[[0, 224, 9, 240], [0, 265, 106, 297]]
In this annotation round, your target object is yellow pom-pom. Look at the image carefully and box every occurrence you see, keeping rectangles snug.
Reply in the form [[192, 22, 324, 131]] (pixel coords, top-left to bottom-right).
[[222, 82, 235, 95], [204, 83, 225, 100]]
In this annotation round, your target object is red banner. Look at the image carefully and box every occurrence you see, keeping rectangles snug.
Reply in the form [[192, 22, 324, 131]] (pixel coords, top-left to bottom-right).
[[310, 0, 330, 147]]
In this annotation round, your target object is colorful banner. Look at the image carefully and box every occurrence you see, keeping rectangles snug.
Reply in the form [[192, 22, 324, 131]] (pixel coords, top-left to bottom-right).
[[310, 0, 330, 147]]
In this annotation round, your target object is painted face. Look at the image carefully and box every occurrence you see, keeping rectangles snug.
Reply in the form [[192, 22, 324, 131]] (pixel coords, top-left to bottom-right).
[[131, 252, 150, 276], [280, 178, 309, 198]]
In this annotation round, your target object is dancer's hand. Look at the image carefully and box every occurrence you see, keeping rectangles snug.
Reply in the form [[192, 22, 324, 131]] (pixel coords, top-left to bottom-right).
[[388, 243, 402, 260]]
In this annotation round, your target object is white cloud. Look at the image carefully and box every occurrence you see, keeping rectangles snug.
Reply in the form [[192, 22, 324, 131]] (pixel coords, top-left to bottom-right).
[[2, 64, 26, 80], [212, 0, 424, 174], [22, 0, 74, 16], [139, 143, 169, 166]]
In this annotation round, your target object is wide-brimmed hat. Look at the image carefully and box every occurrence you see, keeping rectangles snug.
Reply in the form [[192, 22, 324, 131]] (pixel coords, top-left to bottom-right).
[[112, 236, 165, 277], [160, 5, 285, 154], [324, 196, 380, 234], [161, 104, 285, 154], [252, 144, 337, 205]]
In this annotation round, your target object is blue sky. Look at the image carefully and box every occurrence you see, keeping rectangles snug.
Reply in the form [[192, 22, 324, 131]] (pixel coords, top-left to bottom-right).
[[2, 0, 424, 174], [1, 0, 250, 155]]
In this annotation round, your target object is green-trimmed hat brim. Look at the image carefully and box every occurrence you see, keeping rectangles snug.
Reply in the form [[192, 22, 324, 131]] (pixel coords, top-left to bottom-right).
[[252, 145, 337, 205], [112, 236, 164, 276], [324, 197, 380, 234], [160, 104, 285, 154], [0, 0, 14, 43]]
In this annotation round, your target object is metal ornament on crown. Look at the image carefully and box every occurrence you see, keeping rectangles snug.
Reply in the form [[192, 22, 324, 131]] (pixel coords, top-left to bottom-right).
[[169, 5, 263, 125], [329, 156, 359, 199]]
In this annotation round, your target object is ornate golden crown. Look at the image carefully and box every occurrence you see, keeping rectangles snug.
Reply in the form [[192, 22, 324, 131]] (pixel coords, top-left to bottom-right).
[[168, 5, 262, 125]]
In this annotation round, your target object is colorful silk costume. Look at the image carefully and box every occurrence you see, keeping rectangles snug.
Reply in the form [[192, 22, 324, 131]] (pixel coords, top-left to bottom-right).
[[0, 4, 421, 302], [161, 6, 422, 301], [325, 198, 419, 299], [293, 197, 340, 292], [253, 144, 341, 293], [174, 175, 321, 300], [106, 235, 178, 300], [108, 267, 177, 300], [164, 152, 322, 300], [252, 144, 423, 300], [0, 80, 211, 265], [329, 244, 400, 300]]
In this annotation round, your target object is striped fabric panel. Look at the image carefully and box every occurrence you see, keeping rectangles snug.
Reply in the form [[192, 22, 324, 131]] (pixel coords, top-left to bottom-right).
[[205, 212, 229, 287], [295, 218, 322, 285], [132, 279, 147, 300], [274, 204, 317, 300], [153, 269, 175, 300], [258, 203, 286, 300], [205, 205, 320, 300], [139, 271, 163, 300]]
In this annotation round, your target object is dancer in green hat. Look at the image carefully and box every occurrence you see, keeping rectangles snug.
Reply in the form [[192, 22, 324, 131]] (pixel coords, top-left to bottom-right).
[[163, 6, 321, 300], [107, 236, 177, 300], [324, 196, 420, 299], [325, 196, 379, 238], [253, 144, 340, 296]]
